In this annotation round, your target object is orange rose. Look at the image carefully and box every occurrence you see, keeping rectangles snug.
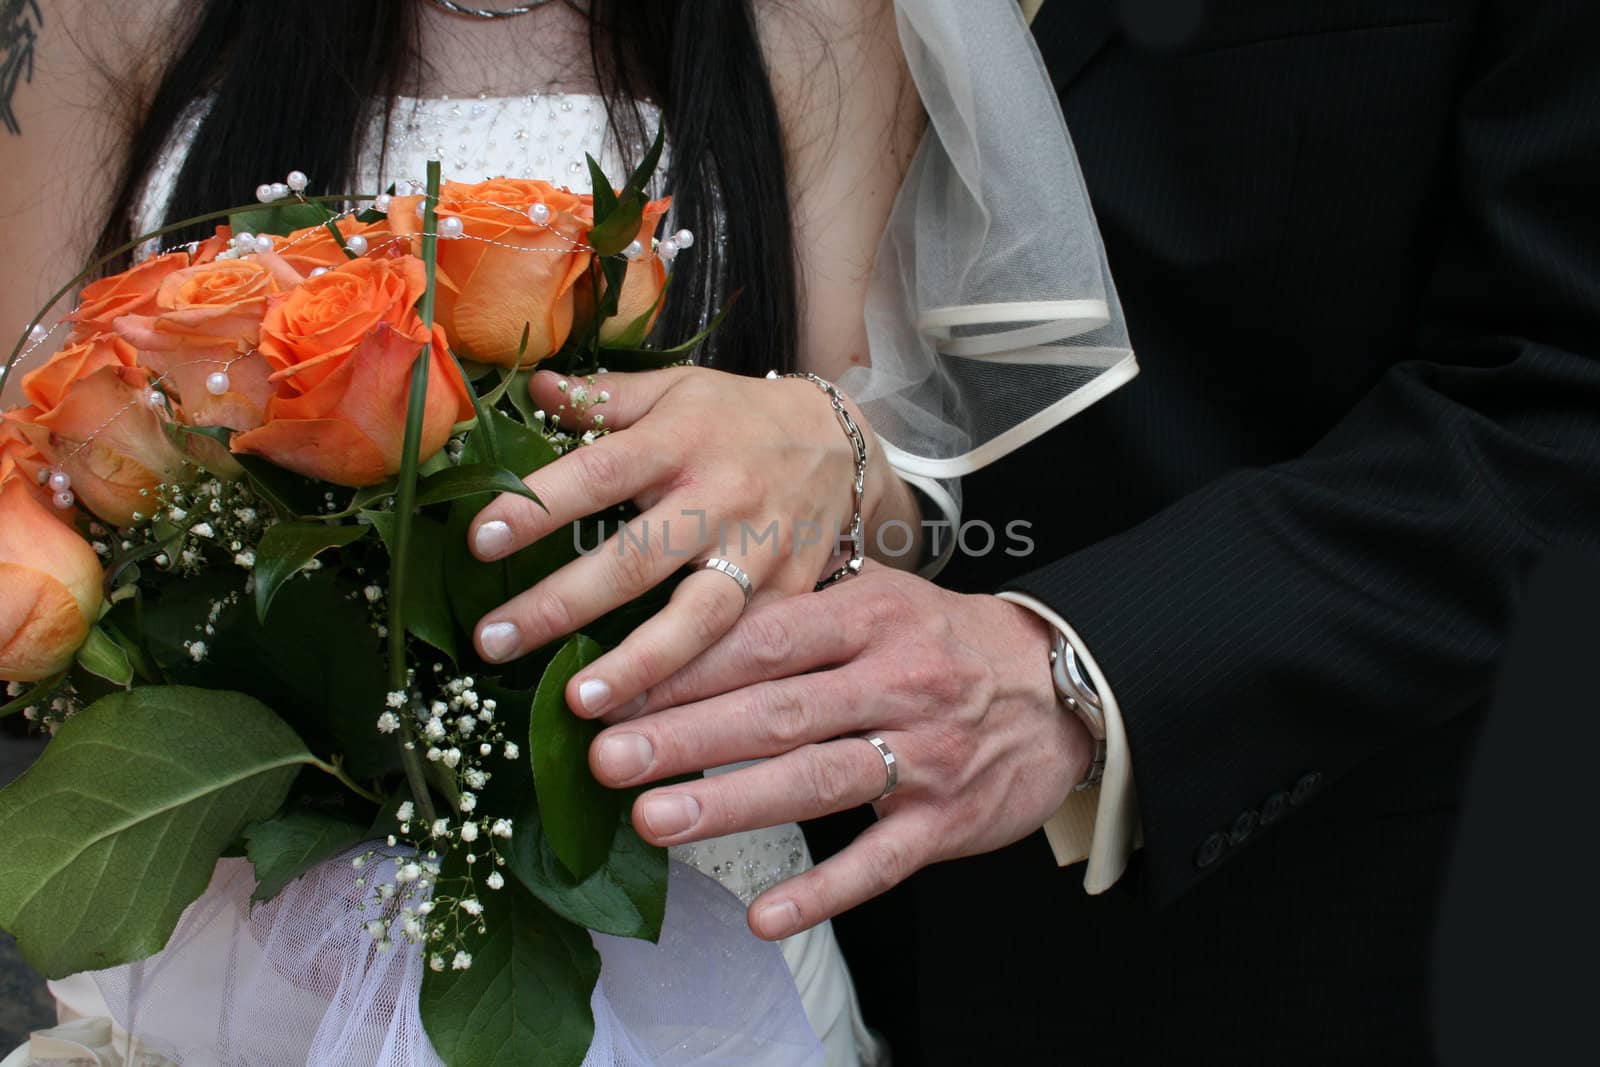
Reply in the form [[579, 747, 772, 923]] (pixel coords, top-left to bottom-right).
[[114, 257, 299, 432], [13, 334, 188, 526], [0, 476, 103, 682], [572, 197, 673, 345], [190, 225, 234, 266], [388, 179, 592, 367], [0, 410, 58, 516], [66, 252, 192, 343], [232, 257, 473, 487], [274, 216, 396, 277]]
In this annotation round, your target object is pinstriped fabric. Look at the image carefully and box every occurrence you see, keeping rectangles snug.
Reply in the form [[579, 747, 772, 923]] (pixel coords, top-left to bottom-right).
[[993, 0, 1600, 906]]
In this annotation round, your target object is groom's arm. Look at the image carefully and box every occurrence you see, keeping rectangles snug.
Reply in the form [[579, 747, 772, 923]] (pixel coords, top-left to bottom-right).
[[1007, 0, 1600, 906]]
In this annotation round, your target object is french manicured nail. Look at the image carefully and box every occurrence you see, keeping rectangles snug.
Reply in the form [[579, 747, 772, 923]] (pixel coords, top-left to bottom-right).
[[595, 732, 653, 781], [640, 793, 700, 838], [474, 520, 513, 559], [478, 621, 521, 663], [754, 900, 801, 939], [577, 678, 612, 714]]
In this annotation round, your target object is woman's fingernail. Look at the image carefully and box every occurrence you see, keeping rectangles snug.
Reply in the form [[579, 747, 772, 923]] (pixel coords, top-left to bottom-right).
[[640, 793, 700, 838], [595, 732, 653, 781], [478, 621, 521, 663], [753, 900, 801, 940], [474, 520, 513, 559], [577, 678, 612, 714]]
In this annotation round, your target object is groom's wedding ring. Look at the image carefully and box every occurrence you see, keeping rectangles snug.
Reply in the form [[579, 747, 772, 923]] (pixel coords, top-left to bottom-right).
[[698, 557, 754, 606], [863, 735, 898, 801]]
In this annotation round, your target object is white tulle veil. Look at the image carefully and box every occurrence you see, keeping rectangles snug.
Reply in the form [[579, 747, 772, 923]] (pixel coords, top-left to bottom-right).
[[854, 0, 1136, 493]]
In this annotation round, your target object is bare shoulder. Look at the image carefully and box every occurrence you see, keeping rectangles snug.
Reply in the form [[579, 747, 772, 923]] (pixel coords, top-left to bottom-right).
[[1, 0, 185, 345]]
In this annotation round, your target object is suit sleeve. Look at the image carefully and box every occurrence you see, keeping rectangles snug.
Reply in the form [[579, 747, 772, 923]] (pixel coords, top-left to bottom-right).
[[1002, 0, 1600, 905]]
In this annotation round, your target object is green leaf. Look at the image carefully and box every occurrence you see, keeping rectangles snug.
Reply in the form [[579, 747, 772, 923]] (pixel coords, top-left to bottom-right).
[[419, 875, 599, 1067], [253, 521, 370, 622], [600, 288, 739, 370], [139, 568, 395, 781], [529, 636, 619, 880], [364, 511, 458, 662], [234, 454, 328, 519], [585, 126, 665, 259], [244, 809, 367, 902], [586, 155, 619, 220], [229, 199, 336, 238], [311, 478, 399, 521], [74, 625, 132, 687], [415, 463, 543, 510], [0, 686, 313, 977], [505, 793, 666, 941]]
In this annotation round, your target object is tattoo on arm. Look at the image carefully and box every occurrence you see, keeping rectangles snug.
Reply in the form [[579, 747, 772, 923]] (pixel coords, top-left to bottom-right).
[[1, 0, 43, 137]]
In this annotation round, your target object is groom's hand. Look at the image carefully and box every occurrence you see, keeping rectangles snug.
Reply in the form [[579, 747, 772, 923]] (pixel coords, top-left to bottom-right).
[[581, 562, 1093, 939]]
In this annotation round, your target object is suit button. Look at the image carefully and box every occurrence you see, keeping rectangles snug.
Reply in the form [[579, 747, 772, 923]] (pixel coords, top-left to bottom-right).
[[1196, 832, 1227, 869], [1290, 772, 1323, 806], [1228, 809, 1259, 846], [1260, 791, 1289, 825]]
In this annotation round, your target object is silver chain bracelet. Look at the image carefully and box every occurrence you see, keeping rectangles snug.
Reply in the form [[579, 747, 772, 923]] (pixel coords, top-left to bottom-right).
[[767, 370, 867, 589]]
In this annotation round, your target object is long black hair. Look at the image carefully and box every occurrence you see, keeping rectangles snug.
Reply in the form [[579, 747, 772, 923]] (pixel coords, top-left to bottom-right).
[[96, 0, 798, 377]]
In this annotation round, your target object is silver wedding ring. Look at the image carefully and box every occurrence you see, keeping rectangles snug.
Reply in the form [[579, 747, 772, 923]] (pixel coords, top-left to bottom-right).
[[699, 557, 754, 606], [863, 735, 898, 801]]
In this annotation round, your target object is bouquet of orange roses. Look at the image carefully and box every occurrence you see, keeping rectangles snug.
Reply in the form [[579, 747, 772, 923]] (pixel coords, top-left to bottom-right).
[[0, 141, 722, 1066]]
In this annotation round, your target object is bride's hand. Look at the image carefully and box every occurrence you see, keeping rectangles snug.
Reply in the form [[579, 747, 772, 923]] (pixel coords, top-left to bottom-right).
[[468, 365, 894, 715]]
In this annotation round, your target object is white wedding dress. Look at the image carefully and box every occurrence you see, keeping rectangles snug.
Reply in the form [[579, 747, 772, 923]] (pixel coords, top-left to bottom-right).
[[29, 92, 881, 1067]]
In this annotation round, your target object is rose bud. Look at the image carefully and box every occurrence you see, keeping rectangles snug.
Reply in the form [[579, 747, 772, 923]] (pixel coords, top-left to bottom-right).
[[572, 196, 673, 345], [13, 334, 188, 527], [0, 475, 104, 682], [232, 256, 473, 487], [388, 178, 592, 368]]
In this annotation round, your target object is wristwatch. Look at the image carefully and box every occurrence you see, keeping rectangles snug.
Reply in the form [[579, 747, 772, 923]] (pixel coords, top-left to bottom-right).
[[1049, 630, 1107, 791]]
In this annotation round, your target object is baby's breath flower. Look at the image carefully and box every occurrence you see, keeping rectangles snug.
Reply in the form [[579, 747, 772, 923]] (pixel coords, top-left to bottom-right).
[[424, 717, 447, 742], [491, 819, 514, 839], [486, 871, 505, 890], [451, 951, 472, 971], [459, 792, 477, 813], [442, 748, 462, 768], [460, 822, 479, 843], [386, 690, 407, 709], [460, 898, 483, 917], [503, 742, 519, 760], [375, 711, 400, 734], [430, 954, 446, 972], [396, 801, 415, 823], [430, 818, 451, 839]]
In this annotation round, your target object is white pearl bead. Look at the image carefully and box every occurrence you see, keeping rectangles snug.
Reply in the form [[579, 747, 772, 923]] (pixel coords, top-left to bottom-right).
[[206, 371, 231, 395], [253, 235, 274, 254], [345, 234, 369, 256], [528, 202, 551, 225], [414, 199, 428, 218], [622, 240, 644, 260], [256, 184, 275, 203], [47, 471, 71, 493], [309, 267, 330, 278], [53, 490, 75, 510], [235, 231, 255, 246], [269, 182, 290, 200], [286, 170, 309, 193], [374, 193, 393, 212], [657, 237, 680, 263], [145, 387, 166, 409], [674, 229, 695, 249], [438, 216, 465, 240], [35, 468, 50, 485], [27, 324, 47, 344]]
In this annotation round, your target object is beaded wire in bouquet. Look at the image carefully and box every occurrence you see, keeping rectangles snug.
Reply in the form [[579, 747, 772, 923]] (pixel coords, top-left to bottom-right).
[[0, 131, 725, 1066]]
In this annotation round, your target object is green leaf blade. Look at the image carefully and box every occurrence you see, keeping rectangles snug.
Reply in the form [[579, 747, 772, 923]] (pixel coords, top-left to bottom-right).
[[529, 636, 619, 881], [75, 625, 133, 687], [0, 686, 313, 977], [252, 521, 369, 622], [244, 810, 368, 902], [415, 463, 543, 510], [505, 795, 666, 941], [365, 511, 458, 662], [419, 878, 600, 1067]]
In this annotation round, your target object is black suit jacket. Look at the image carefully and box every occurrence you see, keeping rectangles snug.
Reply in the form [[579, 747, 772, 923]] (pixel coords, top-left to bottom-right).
[[829, 1, 1600, 1062]]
